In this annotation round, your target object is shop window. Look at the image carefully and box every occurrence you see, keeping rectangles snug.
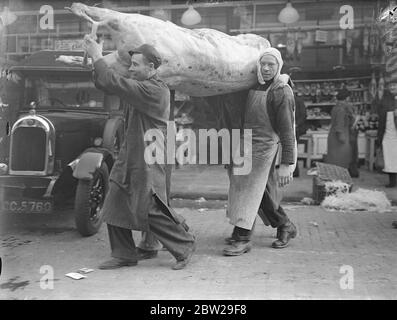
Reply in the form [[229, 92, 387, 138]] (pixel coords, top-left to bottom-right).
[[231, 5, 254, 30], [6, 35, 16, 53], [255, 4, 283, 26], [17, 36, 30, 53], [56, 17, 83, 33], [40, 38, 54, 50], [54, 37, 83, 51], [29, 37, 42, 53], [316, 47, 340, 69], [282, 46, 341, 72], [305, 5, 338, 21], [6, 14, 37, 34]]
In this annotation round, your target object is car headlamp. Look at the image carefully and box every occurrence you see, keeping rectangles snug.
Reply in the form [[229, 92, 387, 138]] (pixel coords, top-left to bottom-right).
[[94, 137, 103, 147]]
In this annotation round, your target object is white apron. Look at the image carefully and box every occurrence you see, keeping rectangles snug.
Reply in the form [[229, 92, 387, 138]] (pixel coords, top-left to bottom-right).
[[227, 86, 280, 230], [382, 111, 397, 173]]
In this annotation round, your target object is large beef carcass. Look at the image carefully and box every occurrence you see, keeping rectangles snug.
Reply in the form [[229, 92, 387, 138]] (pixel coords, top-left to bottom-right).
[[65, 3, 270, 97]]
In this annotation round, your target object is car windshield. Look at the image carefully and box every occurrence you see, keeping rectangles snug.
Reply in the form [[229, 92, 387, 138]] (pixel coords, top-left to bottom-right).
[[23, 73, 105, 110]]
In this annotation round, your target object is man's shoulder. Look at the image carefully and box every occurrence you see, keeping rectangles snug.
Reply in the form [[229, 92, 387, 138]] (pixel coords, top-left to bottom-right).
[[269, 82, 294, 99], [145, 76, 170, 92]]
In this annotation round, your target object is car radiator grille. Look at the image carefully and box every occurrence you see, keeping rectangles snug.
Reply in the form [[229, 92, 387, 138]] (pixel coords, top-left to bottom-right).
[[11, 127, 46, 171]]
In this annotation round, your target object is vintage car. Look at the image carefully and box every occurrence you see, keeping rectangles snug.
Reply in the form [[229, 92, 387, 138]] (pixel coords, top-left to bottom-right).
[[0, 50, 126, 236]]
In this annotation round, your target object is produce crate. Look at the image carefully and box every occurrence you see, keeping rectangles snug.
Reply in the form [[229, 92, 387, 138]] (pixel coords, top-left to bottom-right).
[[312, 162, 353, 204]]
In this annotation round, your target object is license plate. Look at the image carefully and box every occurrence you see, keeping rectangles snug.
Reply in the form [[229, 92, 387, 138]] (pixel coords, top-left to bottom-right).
[[2, 199, 53, 213]]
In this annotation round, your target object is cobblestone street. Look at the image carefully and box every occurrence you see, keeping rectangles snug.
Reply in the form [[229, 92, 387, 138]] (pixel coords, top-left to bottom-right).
[[1, 202, 396, 300], [2, 0, 397, 305]]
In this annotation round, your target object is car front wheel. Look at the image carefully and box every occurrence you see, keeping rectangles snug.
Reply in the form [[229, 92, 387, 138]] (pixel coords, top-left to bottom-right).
[[74, 162, 109, 237]]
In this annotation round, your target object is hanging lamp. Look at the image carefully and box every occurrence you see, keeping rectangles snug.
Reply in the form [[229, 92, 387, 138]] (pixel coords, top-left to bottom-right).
[[0, 7, 17, 26], [278, 1, 299, 24], [181, 5, 201, 26]]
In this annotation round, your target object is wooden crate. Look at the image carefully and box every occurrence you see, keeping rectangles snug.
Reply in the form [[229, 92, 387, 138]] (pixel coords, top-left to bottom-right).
[[312, 162, 353, 204]]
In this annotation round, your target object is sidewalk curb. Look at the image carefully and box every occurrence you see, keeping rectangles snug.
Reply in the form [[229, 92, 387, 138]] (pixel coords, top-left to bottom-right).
[[171, 192, 228, 201], [170, 192, 306, 203], [171, 192, 397, 206]]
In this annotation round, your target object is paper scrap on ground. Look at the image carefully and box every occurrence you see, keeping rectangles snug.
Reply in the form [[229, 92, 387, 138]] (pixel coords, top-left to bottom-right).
[[321, 188, 392, 212], [65, 272, 87, 280]]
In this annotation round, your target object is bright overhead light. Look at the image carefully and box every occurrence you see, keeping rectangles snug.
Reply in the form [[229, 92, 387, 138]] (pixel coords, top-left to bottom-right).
[[278, 1, 300, 24], [0, 7, 17, 26], [181, 5, 201, 26]]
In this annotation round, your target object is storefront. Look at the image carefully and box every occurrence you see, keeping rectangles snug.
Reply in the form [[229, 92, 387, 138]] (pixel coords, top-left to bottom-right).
[[0, 0, 392, 166]]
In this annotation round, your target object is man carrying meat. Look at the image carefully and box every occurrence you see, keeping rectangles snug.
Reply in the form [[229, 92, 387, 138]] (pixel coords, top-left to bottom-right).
[[223, 47, 298, 256], [83, 35, 196, 270]]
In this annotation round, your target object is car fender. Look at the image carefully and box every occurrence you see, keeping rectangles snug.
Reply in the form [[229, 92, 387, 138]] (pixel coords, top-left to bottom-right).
[[71, 150, 105, 180]]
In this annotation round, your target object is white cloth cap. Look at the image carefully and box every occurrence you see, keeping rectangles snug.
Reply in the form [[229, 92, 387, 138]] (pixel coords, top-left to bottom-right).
[[257, 47, 284, 84]]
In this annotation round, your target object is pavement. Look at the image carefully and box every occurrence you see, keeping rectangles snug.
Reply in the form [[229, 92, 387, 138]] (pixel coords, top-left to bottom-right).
[[0, 163, 396, 300], [170, 163, 397, 205], [1, 203, 396, 300]]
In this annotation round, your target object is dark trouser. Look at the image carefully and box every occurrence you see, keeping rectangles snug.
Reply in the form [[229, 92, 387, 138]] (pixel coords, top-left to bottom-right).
[[293, 164, 300, 177], [107, 201, 195, 261], [349, 131, 359, 177], [232, 155, 290, 241], [231, 226, 252, 241], [138, 164, 174, 252], [293, 132, 300, 177], [388, 173, 397, 187]]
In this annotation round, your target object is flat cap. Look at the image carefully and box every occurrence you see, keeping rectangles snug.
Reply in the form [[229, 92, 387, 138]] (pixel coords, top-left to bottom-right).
[[128, 44, 162, 69]]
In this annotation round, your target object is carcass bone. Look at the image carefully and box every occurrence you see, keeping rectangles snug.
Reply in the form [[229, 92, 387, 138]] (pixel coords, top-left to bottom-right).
[[66, 2, 270, 97], [83, 21, 99, 66]]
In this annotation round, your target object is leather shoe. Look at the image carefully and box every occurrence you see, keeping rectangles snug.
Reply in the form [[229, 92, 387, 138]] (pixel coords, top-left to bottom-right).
[[272, 221, 297, 249], [137, 248, 158, 260], [224, 236, 237, 245], [172, 243, 196, 270], [98, 258, 138, 270], [223, 241, 251, 256]]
